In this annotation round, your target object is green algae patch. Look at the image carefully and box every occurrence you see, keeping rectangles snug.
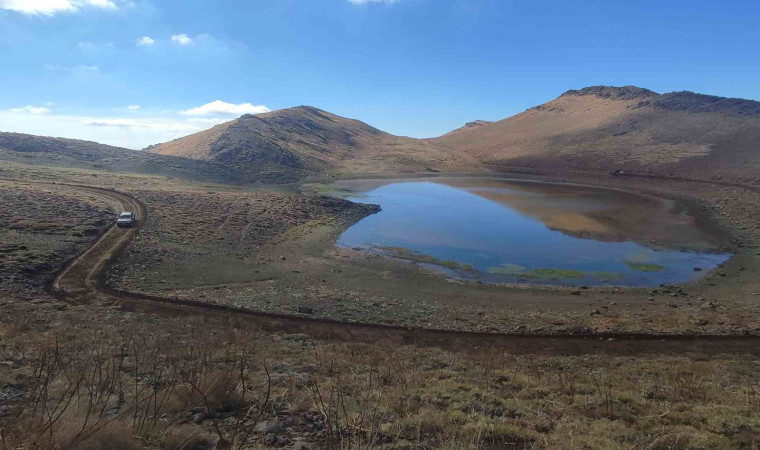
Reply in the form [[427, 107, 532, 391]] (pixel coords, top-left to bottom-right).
[[524, 268, 585, 279], [624, 260, 665, 272], [487, 264, 586, 280]]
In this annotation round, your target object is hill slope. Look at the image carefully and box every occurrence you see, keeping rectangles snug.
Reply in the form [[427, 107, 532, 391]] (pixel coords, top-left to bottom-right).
[[430, 86, 760, 183], [0, 132, 247, 184], [146, 106, 482, 182]]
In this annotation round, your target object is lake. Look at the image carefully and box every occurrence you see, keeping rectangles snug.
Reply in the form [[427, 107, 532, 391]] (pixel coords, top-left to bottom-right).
[[333, 178, 732, 287]]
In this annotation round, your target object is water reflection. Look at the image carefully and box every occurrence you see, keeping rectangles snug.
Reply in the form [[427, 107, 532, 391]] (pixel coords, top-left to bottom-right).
[[335, 178, 731, 286]]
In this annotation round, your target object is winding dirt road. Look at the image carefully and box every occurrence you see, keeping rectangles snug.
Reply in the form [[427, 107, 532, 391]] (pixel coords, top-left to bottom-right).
[[50, 183, 760, 356]]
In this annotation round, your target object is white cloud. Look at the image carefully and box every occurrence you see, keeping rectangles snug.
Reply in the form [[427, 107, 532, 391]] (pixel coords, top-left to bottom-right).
[[136, 36, 154, 46], [0, 0, 117, 15], [126, 104, 140, 110], [171, 34, 192, 45], [10, 105, 51, 115], [0, 105, 240, 149], [183, 100, 270, 116], [44, 64, 99, 72], [82, 118, 137, 127]]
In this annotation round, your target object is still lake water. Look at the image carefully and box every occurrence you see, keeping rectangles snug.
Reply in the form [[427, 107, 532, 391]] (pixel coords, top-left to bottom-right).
[[335, 178, 732, 286]]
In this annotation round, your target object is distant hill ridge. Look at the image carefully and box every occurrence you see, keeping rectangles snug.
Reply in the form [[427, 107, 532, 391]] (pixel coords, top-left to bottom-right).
[[0, 132, 248, 184], [2, 85, 759, 185], [562, 85, 760, 116], [429, 85, 760, 184], [147, 105, 480, 182]]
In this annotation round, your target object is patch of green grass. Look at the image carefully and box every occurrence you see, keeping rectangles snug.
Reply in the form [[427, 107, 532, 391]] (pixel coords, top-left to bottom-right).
[[624, 260, 665, 272], [378, 246, 476, 272]]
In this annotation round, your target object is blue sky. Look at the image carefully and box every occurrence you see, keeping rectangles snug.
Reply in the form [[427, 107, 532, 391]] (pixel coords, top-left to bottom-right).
[[1, 0, 758, 149]]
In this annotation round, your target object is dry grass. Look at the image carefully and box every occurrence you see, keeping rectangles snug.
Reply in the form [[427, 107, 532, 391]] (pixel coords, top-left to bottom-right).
[[1, 299, 758, 449]]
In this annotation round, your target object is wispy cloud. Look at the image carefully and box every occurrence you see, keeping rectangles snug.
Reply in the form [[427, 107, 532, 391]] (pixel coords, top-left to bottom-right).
[[10, 105, 51, 115], [182, 100, 270, 116], [0, 0, 117, 15], [170, 34, 192, 45], [136, 36, 154, 46], [83, 118, 137, 127], [44, 64, 99, 72], [77, 41, 113, 54], [0, 100, 266, 149]]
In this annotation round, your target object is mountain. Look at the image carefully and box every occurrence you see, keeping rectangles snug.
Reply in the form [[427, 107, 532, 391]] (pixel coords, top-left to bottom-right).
[[0, 132, 248, 184], [146, 106, 482, 182], [440, 120, 494, 137], [429, 86, 760, 183]]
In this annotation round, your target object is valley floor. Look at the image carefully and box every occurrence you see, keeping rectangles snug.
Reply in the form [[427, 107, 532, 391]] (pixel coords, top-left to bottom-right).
[[1, 161, 759, 448]]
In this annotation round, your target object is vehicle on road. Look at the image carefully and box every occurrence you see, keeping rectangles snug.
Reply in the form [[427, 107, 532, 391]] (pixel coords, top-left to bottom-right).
[[116, 211, 136, 228]]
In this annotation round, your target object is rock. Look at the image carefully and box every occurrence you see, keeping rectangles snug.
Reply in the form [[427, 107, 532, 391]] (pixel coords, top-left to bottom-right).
[[647, 296, 655, 301], [297, 306, 314, 314], [668, 303, 678, 308], [693, 267, 702, 272], [696, 319, 709, 326], [255, 419, 284, 434], [700, 301, 718, 310], [589, 309, 602, 316], [570, 290, 581, 296]]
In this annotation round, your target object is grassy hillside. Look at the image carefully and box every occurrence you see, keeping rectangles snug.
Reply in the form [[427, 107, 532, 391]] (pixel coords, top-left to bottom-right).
[[0, 132, 248, 185], [430, 86, 760, 184], [146, 106, 483, 182]]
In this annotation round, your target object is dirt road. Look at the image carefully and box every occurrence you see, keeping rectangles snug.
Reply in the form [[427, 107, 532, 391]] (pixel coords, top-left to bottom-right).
[[48, 182, 760, 356]]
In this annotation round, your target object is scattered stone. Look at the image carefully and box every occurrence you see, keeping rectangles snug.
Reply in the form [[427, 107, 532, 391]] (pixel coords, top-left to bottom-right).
[[297, 306, 314, 314], [647, 296, 655, 301], [589, 309, 602, 316], [700, 301, 718, 310], [668, 303, 679, 308], [696, 319, 709, 326]]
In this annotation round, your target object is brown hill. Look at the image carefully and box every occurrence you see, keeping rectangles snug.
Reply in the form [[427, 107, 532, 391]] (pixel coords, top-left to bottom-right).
[[147, 106, 482, 182], [429, 86, 760, 184], [0, 132, 247, 184]]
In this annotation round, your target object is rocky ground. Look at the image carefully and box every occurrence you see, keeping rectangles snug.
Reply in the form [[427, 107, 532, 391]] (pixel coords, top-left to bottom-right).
[[0, 180, 114, 298]]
